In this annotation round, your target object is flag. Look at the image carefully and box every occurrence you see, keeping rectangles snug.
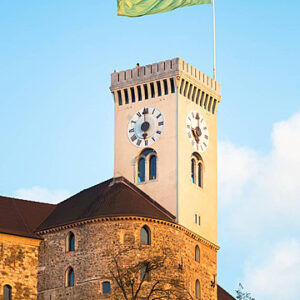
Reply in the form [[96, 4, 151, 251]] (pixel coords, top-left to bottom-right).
[[117, 0, 211, 17]]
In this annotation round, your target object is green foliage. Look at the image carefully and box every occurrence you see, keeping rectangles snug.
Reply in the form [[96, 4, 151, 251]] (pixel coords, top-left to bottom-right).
[[236, 283, 255, 300]]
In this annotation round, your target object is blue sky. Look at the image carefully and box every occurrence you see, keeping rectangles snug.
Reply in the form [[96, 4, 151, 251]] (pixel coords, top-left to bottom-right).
[[1, 1, 300, 298]]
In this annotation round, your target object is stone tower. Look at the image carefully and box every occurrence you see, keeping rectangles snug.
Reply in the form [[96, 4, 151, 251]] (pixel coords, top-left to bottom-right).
[[110, 58, 221, 245]]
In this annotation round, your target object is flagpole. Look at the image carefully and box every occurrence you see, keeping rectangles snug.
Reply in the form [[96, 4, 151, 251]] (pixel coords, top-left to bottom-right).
[[212, 0, 216, 80]]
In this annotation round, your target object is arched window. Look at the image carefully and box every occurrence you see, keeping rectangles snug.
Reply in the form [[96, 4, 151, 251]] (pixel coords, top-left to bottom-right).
[[3, 285, 12, 300], [191, 153, 203, 188], [138, 157, 146, 182], [102, 281, 111, 294], [149, 155, 157, 180], [65, 267, 74, 287], [195, 279, 201, 299], [136, 149, 157, 183], [140, 225, 151, 245], [66, 231, 75, 252], [195, 245, 200, 263]]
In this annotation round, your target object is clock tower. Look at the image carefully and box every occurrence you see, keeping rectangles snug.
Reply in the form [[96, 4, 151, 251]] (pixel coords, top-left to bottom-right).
[[110, 58, 221, 245]]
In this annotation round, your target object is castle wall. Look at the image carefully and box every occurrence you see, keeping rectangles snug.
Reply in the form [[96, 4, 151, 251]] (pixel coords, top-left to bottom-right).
[[0, 233, 40, 300], [37, 218, 218, 300]]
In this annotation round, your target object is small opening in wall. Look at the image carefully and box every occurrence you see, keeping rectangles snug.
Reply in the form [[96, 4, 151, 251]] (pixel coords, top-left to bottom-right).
[[198, 216, 201, 225], [192, 87, 197, 102], [163, 79, 168, 95], [170, 78, 175, 93], [195, 89, 201, 104], [150, 82, 155, 98], [188, 84, 193, 99], [144, 84, 149, 100], [212, 99, 217, 114], [180, 79, 185, 94], [208, 96, 213, 112], [137, 86, 142, 101], [195, 214, 197, 224], [117, 90, 122, 106], [157, 81, 162, 96], [124, 89, 129, 104], [130, 87, 136, 103]]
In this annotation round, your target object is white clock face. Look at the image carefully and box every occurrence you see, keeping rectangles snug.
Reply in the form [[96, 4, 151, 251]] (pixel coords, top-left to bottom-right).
[[128, 107, 164, 148], [186, 111, 209, 152]]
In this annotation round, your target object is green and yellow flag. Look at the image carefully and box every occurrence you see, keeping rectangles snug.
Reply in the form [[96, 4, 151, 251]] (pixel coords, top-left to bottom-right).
[[117, 0, 211, 17]]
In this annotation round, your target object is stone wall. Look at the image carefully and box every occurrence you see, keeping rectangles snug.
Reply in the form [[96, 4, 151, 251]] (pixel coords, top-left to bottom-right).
[[0, 233, 40, 300], [37, 218, 218, 300]]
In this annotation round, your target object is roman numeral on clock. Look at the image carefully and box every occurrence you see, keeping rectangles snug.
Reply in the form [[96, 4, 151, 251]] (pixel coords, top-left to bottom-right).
[[131, 135, 137, 142], [136, 139, 142, 146], [158, 121, 164, 126], [137, 112, 142, 117], [129, 128, 134, 133]]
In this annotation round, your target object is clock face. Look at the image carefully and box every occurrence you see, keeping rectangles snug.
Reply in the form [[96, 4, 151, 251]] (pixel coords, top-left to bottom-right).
[[186, 111, 209, 152], [128, 107, 164, 148]]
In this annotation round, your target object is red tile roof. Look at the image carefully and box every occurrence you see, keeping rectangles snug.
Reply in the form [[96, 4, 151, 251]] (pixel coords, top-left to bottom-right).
[[0, 195, 56, 239]]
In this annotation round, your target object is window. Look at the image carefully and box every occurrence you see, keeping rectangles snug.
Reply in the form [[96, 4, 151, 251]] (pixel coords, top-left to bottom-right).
[[65, 267, 74, 287], [157, 81, 162, 96], [195, 246, 200, 263], [124, 89, 129, 104], [130, 87, 136, 103], [3, 285, 12, 300], [136, 149, 157, 183], [163, 79, 168, 95], [195, 280, 201, 299], [140, 225, 151, 245], [150, 82, 155, 98], [191, 153, 203, 188], [149, 155, 157, 180], [138, 157, 146, 182], [66, 232, 75, 252], [140, 264, 151, 281], [137, 86, 142, 101], [170, 78, 175, 93], [117, 90, 122, 106], [144, 84, 149, 100], [102, 281, 111, 294]]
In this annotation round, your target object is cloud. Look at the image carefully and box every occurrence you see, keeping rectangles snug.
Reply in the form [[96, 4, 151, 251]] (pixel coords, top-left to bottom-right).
[[15, 186, 70, 204], [244, 239, 300, 300]]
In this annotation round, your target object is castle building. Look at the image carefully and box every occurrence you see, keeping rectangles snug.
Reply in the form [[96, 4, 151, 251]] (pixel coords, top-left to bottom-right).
[[0, 58, 234, 300]]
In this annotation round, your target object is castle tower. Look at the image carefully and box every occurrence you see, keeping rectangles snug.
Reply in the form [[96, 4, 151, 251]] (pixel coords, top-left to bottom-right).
[[110, 58, 221, 245]]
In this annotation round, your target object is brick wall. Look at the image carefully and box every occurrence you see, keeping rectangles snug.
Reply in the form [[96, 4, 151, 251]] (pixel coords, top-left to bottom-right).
[[0, 233, 40, 300]]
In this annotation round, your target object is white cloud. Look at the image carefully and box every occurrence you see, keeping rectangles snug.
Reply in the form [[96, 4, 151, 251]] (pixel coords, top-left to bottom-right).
[[244, 239, 300, 300], [15, 186, 70, 204]]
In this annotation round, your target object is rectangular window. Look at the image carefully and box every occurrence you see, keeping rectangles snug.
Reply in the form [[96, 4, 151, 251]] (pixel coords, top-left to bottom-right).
[[198, 216, 201, 225], [163, 79, 168, 95], [137, 86, 142, 101], [130, 87, 135, 103], [150, 82, 155, 98], [170, 78, 175, 93], [144, 84, 149, 100], [195, 89, 201, 104], [195, 214, 197, 224], [157, 81, 162, 96], [124, 89, 129, 104], [117, 90, 122, 106], [180, 79, 185, 94], [212, 99, 217, 114], [188, 84, 193, 99]]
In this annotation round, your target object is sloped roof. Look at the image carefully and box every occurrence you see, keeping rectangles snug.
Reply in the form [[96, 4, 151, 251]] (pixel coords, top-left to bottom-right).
[[0, 196, 56, 239], [36, 177, 176, 232], [218, 285, 236, 300]]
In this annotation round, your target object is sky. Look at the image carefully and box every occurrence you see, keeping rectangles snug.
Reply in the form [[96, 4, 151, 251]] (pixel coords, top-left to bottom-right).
[[1, 1, 300, 299]]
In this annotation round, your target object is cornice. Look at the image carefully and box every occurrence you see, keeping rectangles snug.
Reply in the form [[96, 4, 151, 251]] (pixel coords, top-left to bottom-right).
[[36, 216, 220, 251]]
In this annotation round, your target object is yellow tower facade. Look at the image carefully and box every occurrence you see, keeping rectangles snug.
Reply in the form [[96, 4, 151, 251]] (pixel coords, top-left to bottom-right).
[[110, 58, 221, 245]]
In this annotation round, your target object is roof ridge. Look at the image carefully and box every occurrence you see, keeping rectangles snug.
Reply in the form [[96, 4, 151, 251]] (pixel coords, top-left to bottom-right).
[[0, 195, 55, 206]]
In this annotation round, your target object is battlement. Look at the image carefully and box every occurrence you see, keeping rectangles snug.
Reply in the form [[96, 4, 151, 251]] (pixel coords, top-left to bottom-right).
[[110, 58, 221, 96]]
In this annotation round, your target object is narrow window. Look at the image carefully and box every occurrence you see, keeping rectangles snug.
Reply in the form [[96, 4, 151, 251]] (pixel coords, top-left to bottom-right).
[[3, 285, 12, 300], [170, 78, 175, 93], [208, 96, 213, 112], [212, 99, 217, 114], [102, 281, 111, 294], [144, 84, 149, 100], [137, 86, 142, 101], [157, 81, 162, 96], [163, 79, 168, 95], [184, 81, 189, 97], [130, 87, 136, 103], [66, 232, 75, 252], [195, 214, 197, 224], [140, 264, 151, 281], [191, 87, 197, 102], [198, 162, 202, 188], [188, 84, 193, 99], [66, 267, 74, 287], [138, 157, 145, 183], [141, 225, 151, 245], [200, 91, 205, 106], [117, 90, 122, 106], [203, 94, 209, 109], [149, 155, 157, 180], [150, 82, 155, 98], [124, 89, 129, 104], [195, 246, 200, 263], [195, 89, 201, 104], [180, 79, 185, 94], [195, 279, 201, 299], [198, 216, 201, 225], [191, 159, 196, 184]]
